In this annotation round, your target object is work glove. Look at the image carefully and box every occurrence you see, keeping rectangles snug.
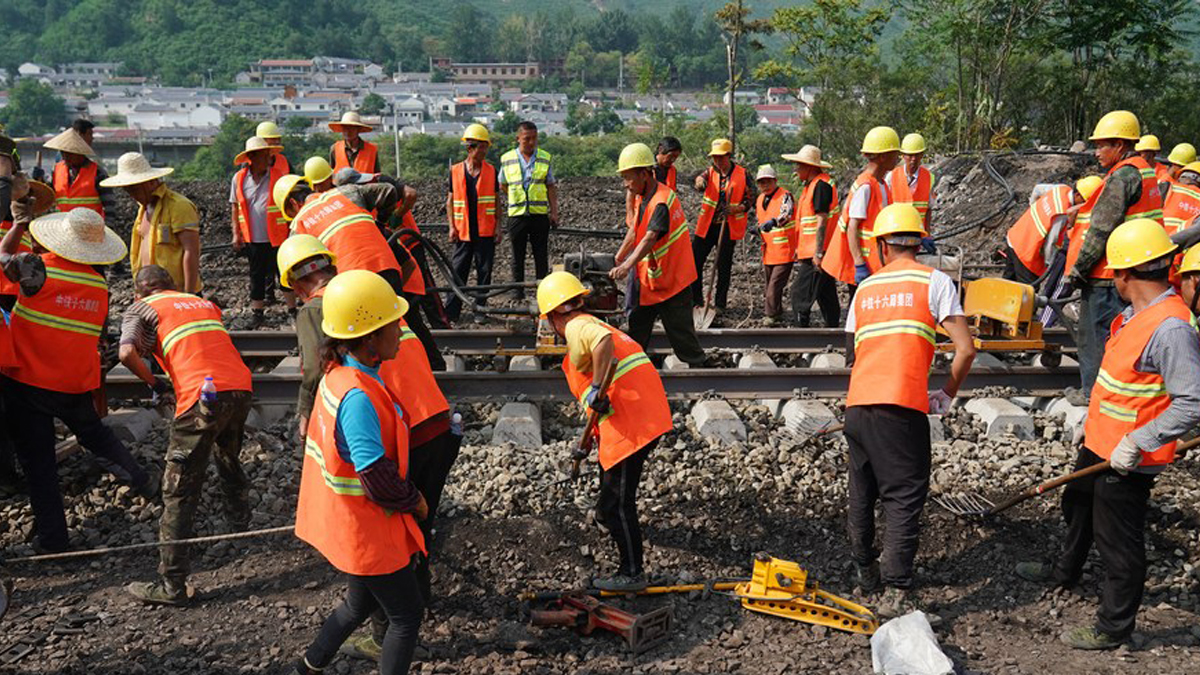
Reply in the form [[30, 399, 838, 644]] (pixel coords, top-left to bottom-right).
[[854, 263, 871, 285], [920, 237, 937, 254], [1072, 411, 1087, 448], [928, 388, 953, 414], [759, 218, 778, 233], [584, 385, 611, 416], [746, 224, 761, 237], [1110, 434, 1142, 475], [150, 377, 172, 397]]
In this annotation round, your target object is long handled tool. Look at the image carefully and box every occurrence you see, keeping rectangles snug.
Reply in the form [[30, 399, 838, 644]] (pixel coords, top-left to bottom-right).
[[568, 357, 619, 481], [694, 220, 729, 330]]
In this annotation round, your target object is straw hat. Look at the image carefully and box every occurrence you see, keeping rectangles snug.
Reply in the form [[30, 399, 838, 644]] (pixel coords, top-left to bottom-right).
[[329, 111, 373, 132], [29, 209, 127, 265], [27, 180, 57, 217], [781, 144, 832, 169], [99, 152, 173, 188], [43, 128, 95, 158], [233, 136, 282, 166]]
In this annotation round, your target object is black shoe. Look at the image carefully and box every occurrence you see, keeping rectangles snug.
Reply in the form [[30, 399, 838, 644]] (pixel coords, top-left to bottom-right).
[[855, 561, 881, 594]]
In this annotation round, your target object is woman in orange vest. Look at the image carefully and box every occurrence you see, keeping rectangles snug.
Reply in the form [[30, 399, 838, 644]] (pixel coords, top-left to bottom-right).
[[1017, 220, 1200, 650], [537, 271, 673, 592], [294, 269, 428, 675], [749, 165, 796, 324], [691, 138, 755, 311], [822, 126, 900, 289], [231, 136, 295, 328], [329, 112, 380, 174]]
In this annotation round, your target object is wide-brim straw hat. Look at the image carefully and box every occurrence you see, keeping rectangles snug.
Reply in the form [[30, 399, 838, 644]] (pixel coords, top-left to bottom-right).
[[29, 209, 127, 265], [43, 128, 95, 158], [233, 136, 283, 166], [99, 152, 174, 188], [27, 180, 57, 217], [329, 111, 373, 132], [781, 144, 832, 169]]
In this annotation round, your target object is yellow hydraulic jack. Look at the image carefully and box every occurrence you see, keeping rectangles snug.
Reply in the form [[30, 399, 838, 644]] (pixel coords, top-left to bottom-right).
[[935, 277, 1063, 365], [732, 555, 879, 636]]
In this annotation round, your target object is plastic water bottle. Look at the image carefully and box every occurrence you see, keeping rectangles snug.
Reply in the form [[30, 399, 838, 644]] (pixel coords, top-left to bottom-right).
[[200, 376, 218, 406], [450, 412, 463, 437]]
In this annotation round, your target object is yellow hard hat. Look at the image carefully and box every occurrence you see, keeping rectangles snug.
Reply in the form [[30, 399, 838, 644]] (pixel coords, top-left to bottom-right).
[[273, 174, 306, 222], [1180, 161, 1200, 179], [321, 270, 409, 339], [900, 133, 927, 154], [256, 121, 282, 139], [277, 234, 336, 289], [303, 156, 333, 187], [1168, 142, 1197, 166], [1075, 176, 1104, 202], [617, 142, 656, 173], [536, 271, 589, 315], [861, 126, 901, 154], [1089, 110, 1140, 141], [1105, 218, 1177, 270], [708, 138, 733, 156], [872, 203, 927, 239], [1134, 134, 1161, 152], [462, 123, 491, 144], [1179, 244, 1200, 276]]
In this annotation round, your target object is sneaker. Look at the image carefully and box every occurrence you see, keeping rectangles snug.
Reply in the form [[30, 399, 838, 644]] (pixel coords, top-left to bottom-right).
[[339, 633, 382, 660], [1015, 561, 1054, 583], [592, 573, 648, 593], [1060, 625, 1122, 650], [127, 580, 192, 607], [855, 561, 881, 594], [876, 587, 942, 625]]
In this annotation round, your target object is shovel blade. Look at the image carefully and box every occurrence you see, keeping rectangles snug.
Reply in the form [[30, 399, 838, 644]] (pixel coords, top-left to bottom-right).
[[694, 306, 717, 331], [933, 492, 995, 517]]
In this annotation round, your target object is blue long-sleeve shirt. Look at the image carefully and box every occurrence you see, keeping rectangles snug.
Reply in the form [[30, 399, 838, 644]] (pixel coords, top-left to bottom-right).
[[334, 355, 405, 471]]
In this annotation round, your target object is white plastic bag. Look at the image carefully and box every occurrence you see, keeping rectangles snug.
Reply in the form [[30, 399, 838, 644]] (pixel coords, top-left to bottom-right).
[[870, 611, 954, 675]]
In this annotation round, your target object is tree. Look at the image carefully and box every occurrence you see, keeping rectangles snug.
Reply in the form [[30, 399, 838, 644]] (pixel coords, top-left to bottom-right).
[[494, 111, 520, 135], [0, 79, 65, 135], [178, 114, 257, 180], [444, 3, 493, 62], [360, 92, 387, 116], [564, 41, 596, 87], [588, 9, 638, 53], [714, 1, 771, 150]]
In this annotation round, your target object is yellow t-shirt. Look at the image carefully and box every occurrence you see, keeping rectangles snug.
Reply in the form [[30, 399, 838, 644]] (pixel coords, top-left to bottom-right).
[[564, 314, 611, 372], [130, 184, 201, 291]]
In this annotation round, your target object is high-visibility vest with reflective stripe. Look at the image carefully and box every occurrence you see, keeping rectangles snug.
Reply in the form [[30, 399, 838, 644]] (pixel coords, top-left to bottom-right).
[[1162, 184, 1200, 235], [795, 174, 840, 260], [52, 161, 103, 216], [332, 140, 378, 174], [662, 164, 677, 191], [500, 148, 552, 216], [1154, 163, 1171, 185], [392, 210, 426, 297], [379, 318, 449, 427], [1065, 156, 1164, 280], [756, 188, 797, 265], [292, 189, 399, 276], [696, 164, 749, 240], [296, 366, 425, 575], [3, 253, 107, 394], [847, 259, 936, 412], [634, 183, 697, 306], [450, 160, 498, 240], [561, 317, 673, 470], [1006, 185, 1074, 276], [822, 171, 888, 284], [233, 164, 290, 246], [1084, 294, 1195, 466], [0, 220, 33, 297], [889, 165, 933, 226], [142, 291, 252, 417], [273, 153, 291, 174]]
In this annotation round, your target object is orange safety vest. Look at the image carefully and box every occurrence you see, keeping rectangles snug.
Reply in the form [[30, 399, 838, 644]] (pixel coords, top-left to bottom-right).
[[332, 140, 378, 174], [292, 189, 400, 277], [0, 311, 14, 368], [1005, 185, 1075, 276], [233, 164, 290, 246], [889, 165, 934, 226], [0, 220, 33, 297], [52, 161, 104, 216], [1084, 294, 1195, 467], [1162, 183, 1200, 235], [795, 174, 840, 260], [661, 165, 677, 191], [695, 164, 749, 240], [634, 183, 697, 306], [756, 188, 797, 265], [3, 253, 107, 394], [142, 291, 253, 417], [450, 161, 498, 240], [821, 171, 888, 284], [296, 366, 425, 575], [561, 317, 673, 470], [846, 258, 937, 412], [379, 318, 449, 427], [272, 153, 291, 174], [1154, 163, 1171, 186], [1065, 156, 1164, 280]]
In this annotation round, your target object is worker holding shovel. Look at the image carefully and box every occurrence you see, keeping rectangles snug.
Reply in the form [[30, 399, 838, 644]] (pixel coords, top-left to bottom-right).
[[537, 271, 673, 592]]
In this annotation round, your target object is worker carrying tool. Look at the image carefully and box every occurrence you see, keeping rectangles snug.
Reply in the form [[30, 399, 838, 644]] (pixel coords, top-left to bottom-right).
[[1016, 219, 1200, 650], [1064, 110, 1164, 395], [230, 136, 296, 328], [329, 112, 380, 174], [747, 164, 796, 325], [843, 203, 976, 618], [691, 138, 755, 314], [292, 270, 428, 675], [887, 133, 935, 233], [1004, 176, 1102, 284], [1161, 143, 1197, 198], [822, 126, 900, 291], [537, 270, 673, 592], [444, 123, 500, 323], [118, 265, 254, 606], [783, 144, 841, 328], [609, 143, 704, 367]]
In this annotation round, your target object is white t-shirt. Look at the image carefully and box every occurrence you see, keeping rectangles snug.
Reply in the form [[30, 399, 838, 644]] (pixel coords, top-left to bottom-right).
[[847, 182, 890, 220], [229, 170, 271, 243], [844, 267, 963, 332]]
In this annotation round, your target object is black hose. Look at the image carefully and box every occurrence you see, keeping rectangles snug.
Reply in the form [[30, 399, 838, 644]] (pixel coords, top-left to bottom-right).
[[389, 228, 535, 316], [932, 152, 1018, 241]]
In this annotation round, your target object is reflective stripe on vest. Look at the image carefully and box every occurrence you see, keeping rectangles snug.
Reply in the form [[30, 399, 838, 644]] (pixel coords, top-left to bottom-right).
[[795, 174, 840, 261], [889, 166, 933, 223], [379, 318, 449, 427], [450, 160, 498, 239], [53, 161, 104, 215], [695, 164, 749, 240], [1066, 156, 1164, 280], [635, 184, 698, 306], [820, 172, 886, 284], [1005, 185, 1073, 276], [332, 141, 378, 173], [500, 148, 551, 216], [292, 189, 400, 275], [234, 163, 290, 246], [1163, 184, 1200, 234], [756, 188, 797, 265]]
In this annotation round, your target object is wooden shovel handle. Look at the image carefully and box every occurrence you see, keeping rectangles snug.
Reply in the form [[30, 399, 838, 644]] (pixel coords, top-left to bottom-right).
[[569, 357, 619, 479]]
